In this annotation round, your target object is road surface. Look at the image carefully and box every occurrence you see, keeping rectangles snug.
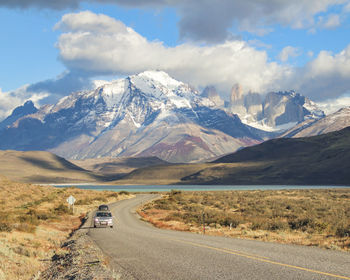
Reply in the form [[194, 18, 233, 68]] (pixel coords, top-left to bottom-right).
[[88, 194, 350, 280]]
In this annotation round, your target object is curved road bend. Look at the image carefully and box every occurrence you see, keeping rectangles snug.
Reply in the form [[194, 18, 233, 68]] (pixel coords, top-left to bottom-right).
[[88, 194, 350, 280]]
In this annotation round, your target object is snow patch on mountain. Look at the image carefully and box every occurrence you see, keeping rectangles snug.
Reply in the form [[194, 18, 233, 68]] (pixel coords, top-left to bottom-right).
[[241, 118, 297, 132], [100, 79, 126, 108], [138, 70, 182, 89]]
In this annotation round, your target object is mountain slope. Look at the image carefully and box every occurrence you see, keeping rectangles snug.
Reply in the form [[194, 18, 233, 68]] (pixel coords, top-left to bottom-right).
[[0, 150, 103, 183], [179, 126, 350, 185], [282, 107, 350, 138], [0, 71, 264, 163], [72, 156, 169, 176], [0, 100, 37, 131]]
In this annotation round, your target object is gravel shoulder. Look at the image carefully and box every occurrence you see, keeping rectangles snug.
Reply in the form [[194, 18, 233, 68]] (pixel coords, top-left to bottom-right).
[[39, 212, 118, 280]]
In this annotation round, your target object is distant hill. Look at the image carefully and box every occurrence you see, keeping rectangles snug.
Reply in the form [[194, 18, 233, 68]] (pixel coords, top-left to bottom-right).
[[179, 126, 350, 185], [110, 127, 350, 185], [0, 150, 104, 183], [110, 163, 210, 185], [72, 156, 169, 177]]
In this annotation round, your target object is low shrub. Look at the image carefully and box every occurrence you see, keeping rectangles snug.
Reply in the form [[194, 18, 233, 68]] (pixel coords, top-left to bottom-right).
[[15, 223, 36, 233], [75, 198, 92, 205], [18, 210, 40, 226], [335, 224, 350, 237], [119, 191, 129, 195], [267, 219, 288, 231], [13, 246, 31, 257], [108, 192, 119, 198], [221, 215, 242, 228], [249, 219, 268, 230], [170, 189, 182, 196], [0, 222, 12, 232], [288, 217, 314, 231], [163, 212, 183, 222], [53, 204, 71, 215], [93, 196, 108, 202], [153, 199, 175, 210]]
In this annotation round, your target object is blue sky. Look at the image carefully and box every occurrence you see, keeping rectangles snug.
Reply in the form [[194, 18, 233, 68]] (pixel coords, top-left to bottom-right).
[[1, 0, 350, 118], [0, 4, 180, 91]]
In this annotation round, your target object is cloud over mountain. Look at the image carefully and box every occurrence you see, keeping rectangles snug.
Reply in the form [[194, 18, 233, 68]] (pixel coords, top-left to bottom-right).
[[0, 86, 47, 120], [55, 11, 284, 95]]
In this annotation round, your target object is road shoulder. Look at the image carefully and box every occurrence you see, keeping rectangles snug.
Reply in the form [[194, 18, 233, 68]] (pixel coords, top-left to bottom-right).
[[39, 211, 119, 279]]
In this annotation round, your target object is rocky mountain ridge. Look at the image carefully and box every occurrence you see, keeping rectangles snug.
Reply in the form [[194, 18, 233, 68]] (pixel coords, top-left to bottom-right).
[[0, 71, 264, 162], [0, 71, 336, 163], [201, 86, 325, 132]]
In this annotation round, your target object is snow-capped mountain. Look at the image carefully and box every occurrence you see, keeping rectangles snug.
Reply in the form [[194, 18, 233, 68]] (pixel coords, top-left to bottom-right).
[[0, 71, 264, 163], [282, 107, 350, 138], [227, 89, 325, 132]]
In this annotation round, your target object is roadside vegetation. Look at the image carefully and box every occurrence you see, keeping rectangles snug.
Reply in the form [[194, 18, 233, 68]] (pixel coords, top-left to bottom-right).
[[0, 175, 131, 280], [139, 189, 350, 251]]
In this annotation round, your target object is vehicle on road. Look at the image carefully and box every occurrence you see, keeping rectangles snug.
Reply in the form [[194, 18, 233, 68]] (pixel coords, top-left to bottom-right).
[[98, 204, 109, 211], [94, 211, 113, 228]]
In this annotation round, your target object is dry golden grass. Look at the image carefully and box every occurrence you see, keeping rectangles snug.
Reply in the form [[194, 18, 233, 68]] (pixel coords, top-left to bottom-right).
[[0, 175, 132, 280], [139, 189, 350, 251]]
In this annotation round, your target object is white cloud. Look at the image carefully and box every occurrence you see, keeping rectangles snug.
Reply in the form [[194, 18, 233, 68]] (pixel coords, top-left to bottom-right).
[[54, 11, 350, 102], [319, 14, 341, 28], [280, 45, 350, 101], [0, 86, 48, 121], [55, 11, 285, 94], [54, 11, 128, 34], [317, 94, 350, 114], [307, 51, 314, 57], [343, 2, 350, 12], [278, 46, 301, 62], [0, 70, 96, 121]]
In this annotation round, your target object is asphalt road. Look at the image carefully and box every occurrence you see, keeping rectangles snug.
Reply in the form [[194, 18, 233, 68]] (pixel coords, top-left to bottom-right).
[[88, 194, 350, 280]]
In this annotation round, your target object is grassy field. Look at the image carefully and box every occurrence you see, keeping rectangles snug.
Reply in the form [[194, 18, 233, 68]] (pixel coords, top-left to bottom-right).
[[139, 189, 350, 251], [0, 175, 131, 280]]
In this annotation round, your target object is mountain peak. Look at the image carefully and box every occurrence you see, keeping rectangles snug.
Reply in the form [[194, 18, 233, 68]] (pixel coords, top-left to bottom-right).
[[0, 100, 38, 131], [133, 70, 182, 89], [12, 100, 37, 116]]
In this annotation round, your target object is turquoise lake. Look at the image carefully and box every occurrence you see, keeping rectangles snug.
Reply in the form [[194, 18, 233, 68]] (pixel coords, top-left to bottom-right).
[[53, 184, 349, 192]]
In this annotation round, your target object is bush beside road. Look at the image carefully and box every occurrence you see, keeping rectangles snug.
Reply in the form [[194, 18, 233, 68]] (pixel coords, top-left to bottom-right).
[[139, 189, 350, 251]]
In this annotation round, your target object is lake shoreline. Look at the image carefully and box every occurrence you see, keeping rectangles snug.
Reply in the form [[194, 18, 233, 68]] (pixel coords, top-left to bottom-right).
[[51, 184, 350, 192]]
